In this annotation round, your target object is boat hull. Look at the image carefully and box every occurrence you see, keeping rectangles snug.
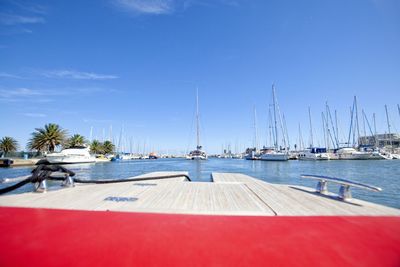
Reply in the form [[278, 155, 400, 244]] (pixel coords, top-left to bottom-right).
[[46, 157, 96, 164], [260, 153, 289, 161]]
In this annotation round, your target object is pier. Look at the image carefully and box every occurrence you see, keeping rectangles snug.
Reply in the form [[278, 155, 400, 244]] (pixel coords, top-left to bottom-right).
[[1, 171, 398, 216]]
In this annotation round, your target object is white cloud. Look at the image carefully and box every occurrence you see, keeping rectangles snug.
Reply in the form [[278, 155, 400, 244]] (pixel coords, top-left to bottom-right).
[[42, 70, 119, 80], [7, 1, 48, 15], [0, 88, 43, 97], [20, 113, 47, 118], [112, 0, 240, 15], [113, 0, 175, 15], [0, 72, 23, 79], [0, 13, 45, 25], [0, 87, 115, 103]]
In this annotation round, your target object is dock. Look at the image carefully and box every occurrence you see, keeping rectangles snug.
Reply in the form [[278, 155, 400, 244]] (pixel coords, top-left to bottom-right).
[[1, 171, 398, 216]]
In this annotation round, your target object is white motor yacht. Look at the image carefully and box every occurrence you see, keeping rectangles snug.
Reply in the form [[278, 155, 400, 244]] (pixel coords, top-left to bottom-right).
[[46, 147, 96, 164], [336, 148, 371, 160], [187, 148, 208, 160], [299, 148, 330, 160], [260, 151, 289, 161]]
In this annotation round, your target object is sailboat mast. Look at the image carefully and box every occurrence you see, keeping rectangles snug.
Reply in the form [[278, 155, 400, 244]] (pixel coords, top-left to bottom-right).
[[372, 113, 377, 147], [354, 96, 361, 146], [272, 84, 278, 150], [298, 123, 304, 151], [196, 88, 200, 150], [268, 105, 273, 147], [253, 106, 259, 151], [398, 104, 400, 120], [385, 105, 393, 152], [308, 107, 314, 148]]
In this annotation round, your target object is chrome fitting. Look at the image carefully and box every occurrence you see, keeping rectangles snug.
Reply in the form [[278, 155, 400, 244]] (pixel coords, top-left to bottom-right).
[[62, 174, 75, 188], [339, 185, 352, 201], [34, 180, 47, 193], [316, 180, 328, 194]]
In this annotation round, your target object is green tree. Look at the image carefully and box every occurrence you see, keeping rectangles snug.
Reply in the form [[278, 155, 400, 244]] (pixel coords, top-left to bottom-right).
[[90, 140, 104, 154], [66, 134, 87, 148], [0, 136, 18, 156], [27, 123, 68, 152], [102, 140, 115, 155]]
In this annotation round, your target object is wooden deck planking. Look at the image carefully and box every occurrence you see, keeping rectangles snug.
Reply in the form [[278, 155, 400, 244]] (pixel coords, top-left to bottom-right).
[[0, 172, 273, 215], [0, 171, 399, 216], [212, 173, 400, 216]]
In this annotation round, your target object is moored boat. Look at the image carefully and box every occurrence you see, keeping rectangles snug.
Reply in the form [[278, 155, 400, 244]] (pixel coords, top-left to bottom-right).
[[187, 89, 208, 160], [335, 147, 371, 160], [46, 147, 96, 164], [299, 147, 330, 160], [260, 149, 289, 161]]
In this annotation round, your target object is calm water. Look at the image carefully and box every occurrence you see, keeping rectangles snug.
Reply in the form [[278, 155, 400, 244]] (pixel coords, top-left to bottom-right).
[[1, 159, 399, 209]]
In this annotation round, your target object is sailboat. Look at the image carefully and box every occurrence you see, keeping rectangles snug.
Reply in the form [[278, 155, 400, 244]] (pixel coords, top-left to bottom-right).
[[299, 107, 330, 160], [260, 84, 289, 161], [245, 106, 260, 160], [187, 89, 208, 160]]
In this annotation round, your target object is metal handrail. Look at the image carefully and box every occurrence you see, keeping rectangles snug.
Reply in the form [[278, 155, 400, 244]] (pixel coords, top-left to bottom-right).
[[300, 174, 382, 201], [301, 174, 382, 192]]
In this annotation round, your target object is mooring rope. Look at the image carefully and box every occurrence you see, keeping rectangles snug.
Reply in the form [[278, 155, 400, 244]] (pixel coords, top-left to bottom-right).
[[0, 164, 191, 195]]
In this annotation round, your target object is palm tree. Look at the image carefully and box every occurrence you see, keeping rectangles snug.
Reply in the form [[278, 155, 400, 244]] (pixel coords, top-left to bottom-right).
[[90, 140, 104, 154], [102, 140, 115, 155], [66, 134, 87, 148], [0, 137, 18, 156], [28, 123, 68, 152]]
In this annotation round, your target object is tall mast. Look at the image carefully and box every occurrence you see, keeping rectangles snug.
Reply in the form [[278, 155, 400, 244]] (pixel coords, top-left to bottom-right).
[[196, 88, 200, 150], [362, 109, 367, 138], [89, 126, 93, 143], [253, 106, 259, 151], [298, 123, 304, 151], [325, 104, 331, 150], [308, 107, 314, 148], [283, 114, 290, 150], [272, 84, 278, 150], [335, 110, 339, 146], [354, 96, 361, 146], [348, 105, 354, 147], [398, 104, 400, 120], [385, 105, 393, 152], [322, 113, 327, 149], [268, 105, 274, 148], [373, 113, 377, 148], [109, 125, 113, 142]]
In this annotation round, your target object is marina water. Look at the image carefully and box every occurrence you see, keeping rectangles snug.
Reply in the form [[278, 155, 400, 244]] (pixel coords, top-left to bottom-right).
[[1, 159, 399, 209]]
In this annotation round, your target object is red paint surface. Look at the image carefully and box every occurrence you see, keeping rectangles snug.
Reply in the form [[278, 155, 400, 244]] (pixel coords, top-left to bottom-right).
[[0, 207, 399, 267]]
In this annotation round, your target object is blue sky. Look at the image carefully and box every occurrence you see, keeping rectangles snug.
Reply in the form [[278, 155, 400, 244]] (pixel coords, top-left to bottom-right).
[[0, 0, 399, 154]]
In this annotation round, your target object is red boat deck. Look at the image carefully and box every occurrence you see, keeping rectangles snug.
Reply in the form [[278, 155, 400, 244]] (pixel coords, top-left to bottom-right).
[[0, 207, 399, 267]]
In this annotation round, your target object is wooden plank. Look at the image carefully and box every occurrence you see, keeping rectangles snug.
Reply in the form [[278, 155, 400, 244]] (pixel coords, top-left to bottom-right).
[[0, 172, 274, 216], [212, 173, 400, 216], [1, 171, 399, 216]]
